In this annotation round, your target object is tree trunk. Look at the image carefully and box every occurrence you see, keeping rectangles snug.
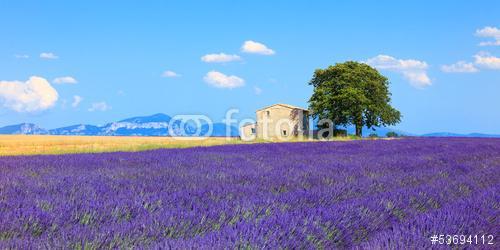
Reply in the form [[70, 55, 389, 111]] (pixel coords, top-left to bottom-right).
[[355, 123, 362, 137]]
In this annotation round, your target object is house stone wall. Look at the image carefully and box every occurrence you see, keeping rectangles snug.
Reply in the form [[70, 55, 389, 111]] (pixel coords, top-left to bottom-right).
[[255, 105, 309, 139]]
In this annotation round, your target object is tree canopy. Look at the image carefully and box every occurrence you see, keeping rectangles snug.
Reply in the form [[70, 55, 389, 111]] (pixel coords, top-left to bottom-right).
[[308, 61, 401, 137]]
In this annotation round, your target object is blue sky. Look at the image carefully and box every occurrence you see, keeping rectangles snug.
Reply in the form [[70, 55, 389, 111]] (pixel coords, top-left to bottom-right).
[[0, 1, 499, 134]]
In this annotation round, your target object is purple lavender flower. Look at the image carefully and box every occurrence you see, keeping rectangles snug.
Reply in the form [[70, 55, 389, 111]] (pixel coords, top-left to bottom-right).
[[0, 138, 498, 248]]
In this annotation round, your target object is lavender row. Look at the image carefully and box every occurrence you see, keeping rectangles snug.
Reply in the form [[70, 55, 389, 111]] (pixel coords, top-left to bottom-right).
[[0, 138, 499, 248]]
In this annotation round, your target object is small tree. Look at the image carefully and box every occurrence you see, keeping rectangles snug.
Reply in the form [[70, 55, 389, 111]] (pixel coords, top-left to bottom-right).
[[309, 61, 401, 137], [386, 131, 399, 138]]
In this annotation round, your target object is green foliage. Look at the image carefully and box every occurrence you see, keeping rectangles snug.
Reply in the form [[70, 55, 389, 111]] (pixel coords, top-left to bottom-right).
[[386, 131, 399, 138], [368, 133, 378, 138], [308, 61, 401, 136], [347, 135, 360, 140], [333, 129, 347, 137]]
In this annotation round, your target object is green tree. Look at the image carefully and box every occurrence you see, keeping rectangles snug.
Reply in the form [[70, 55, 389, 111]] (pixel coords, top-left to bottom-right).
[[308, 61, 401, 137], [386, 131, 399, 138]]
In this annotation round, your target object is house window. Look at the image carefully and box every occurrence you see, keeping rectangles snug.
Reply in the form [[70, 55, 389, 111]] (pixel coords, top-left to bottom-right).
[[282, 130, 287, 136], [266, 110, 270, 117], [251, 128, 256, 134]]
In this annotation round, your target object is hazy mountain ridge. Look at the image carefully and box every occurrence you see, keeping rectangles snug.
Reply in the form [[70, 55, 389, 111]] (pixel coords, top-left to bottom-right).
[[0, 123, 48, 135], [343, 126, 414, 137], [0, 113, 239, 137], [49, 124, 101, 136], [421, 132, 500, 138], [1, 114, 499, 138]]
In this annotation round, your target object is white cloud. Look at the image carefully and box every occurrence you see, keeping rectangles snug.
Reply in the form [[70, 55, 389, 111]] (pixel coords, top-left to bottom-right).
[[365, 54, 431, 88], [14, 54, 29, 59], [441, 61, 479, 73], [201, 53, 242, 63], [40, 52, 58, 59], [241, 40, 275, 55], [476, 26, 500, 46], [474, 52, 500, 70], [88, 101, 111, 112], [0, 76, 59, 112], [254, 86, 262, 95], [203, 71, 245, 89], [162, 70, 181, 78], [72, 95, 83, 107], [53, 76, 78, 84]]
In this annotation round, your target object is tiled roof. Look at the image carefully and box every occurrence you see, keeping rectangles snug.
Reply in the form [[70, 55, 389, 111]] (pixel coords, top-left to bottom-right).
[[256, 103, 308, 112]]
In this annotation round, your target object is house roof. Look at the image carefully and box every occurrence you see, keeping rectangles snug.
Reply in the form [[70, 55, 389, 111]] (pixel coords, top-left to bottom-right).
[[256, 103, 309, 112], [241, 122, 256, 127]]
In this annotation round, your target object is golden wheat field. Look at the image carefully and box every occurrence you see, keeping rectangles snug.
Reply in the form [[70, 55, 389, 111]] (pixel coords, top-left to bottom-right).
[[0, 135, 365, 156], [0, 135, 244, 156]]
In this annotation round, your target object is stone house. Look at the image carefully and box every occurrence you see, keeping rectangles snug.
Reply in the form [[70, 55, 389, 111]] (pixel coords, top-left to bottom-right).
[[240, 103, 309, 140]]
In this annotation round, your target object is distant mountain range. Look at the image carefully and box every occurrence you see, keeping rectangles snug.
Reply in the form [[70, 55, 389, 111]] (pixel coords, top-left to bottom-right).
[[1, 113, 499, 138], [421, 132, 500, 138], [0, 113, 239, 137], [346, 128, 500, 138], [0, 123, 48, 135], [344, 126, 415, 137]]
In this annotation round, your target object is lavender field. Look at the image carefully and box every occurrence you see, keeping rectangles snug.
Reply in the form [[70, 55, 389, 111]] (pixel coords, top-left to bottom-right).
[[0, 138, 498, 248]]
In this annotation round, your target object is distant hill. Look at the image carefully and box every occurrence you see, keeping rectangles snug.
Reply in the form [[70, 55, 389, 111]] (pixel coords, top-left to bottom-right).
[[333, 126, 500, 138], [343, 126, 414, 137], [49, 124, 101, 136], [99, 113, 172, 136], [0, 123, 48, 135], [118, 113, 172, 123], [1, 115, 498, 138], [0, 113, 239, 137], [422, 132, 500, 138]]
